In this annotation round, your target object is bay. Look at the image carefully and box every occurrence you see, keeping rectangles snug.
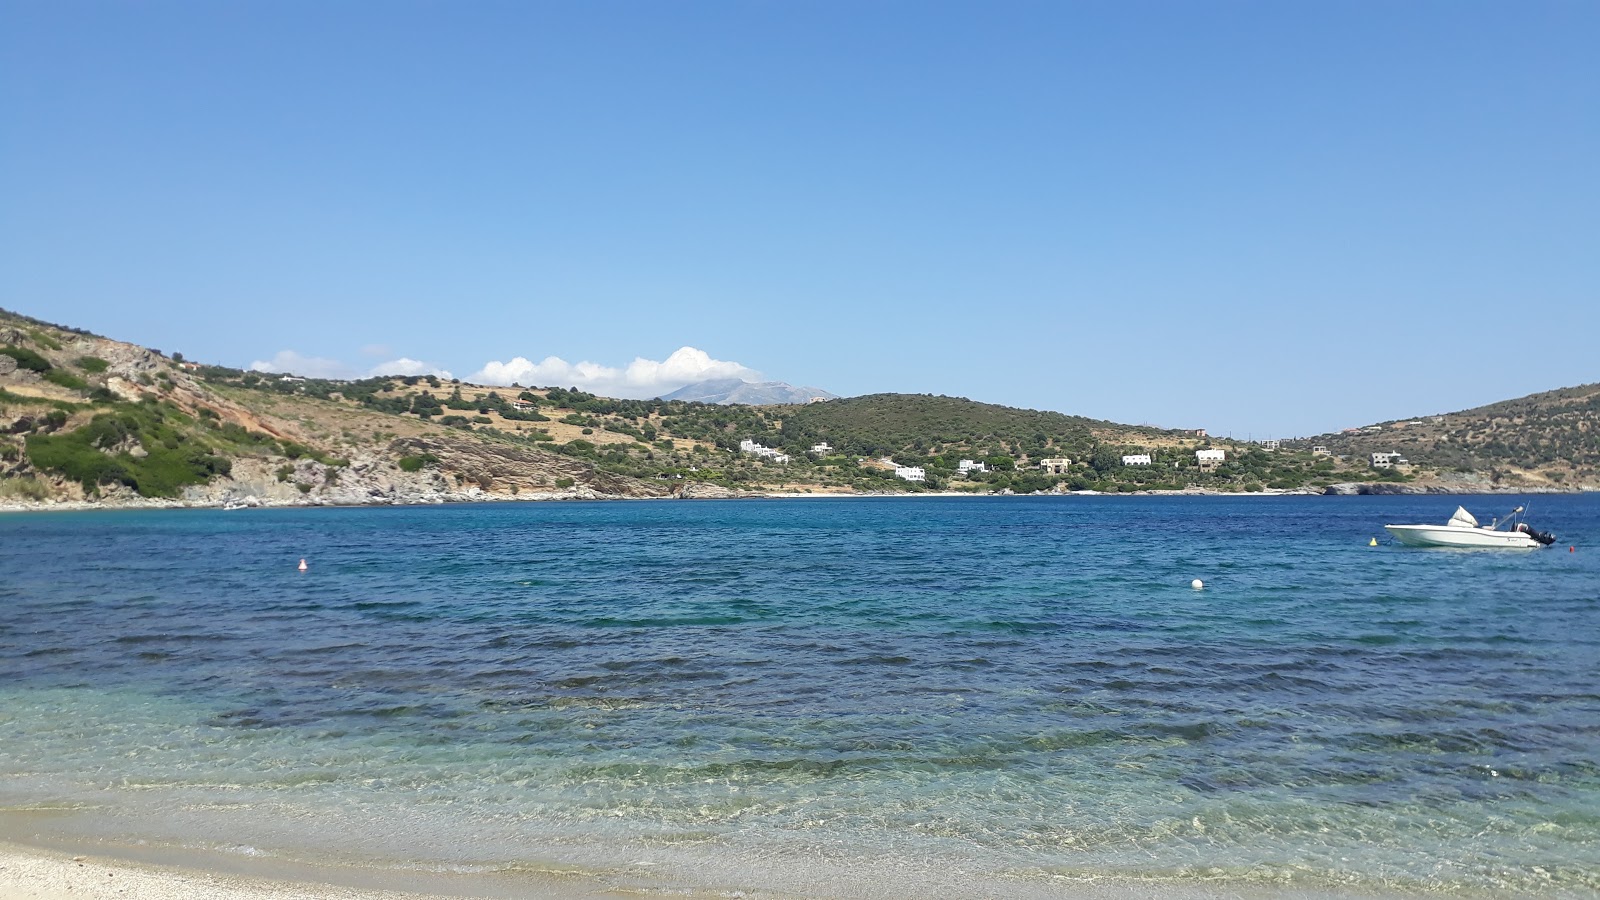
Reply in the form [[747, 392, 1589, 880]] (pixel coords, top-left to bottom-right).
[[2, 495, 1597, 897]]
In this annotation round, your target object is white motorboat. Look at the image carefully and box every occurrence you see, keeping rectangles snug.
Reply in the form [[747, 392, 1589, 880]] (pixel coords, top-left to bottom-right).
[[1384, 505, 1556, 549]]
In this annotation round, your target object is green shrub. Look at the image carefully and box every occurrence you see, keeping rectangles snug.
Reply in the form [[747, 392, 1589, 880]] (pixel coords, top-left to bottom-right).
[[27, 330, 63, 351], [1, 346, 52, 372], [21, 404, 236, 497], [397, 453, 440, 472], [554, 477, 575, 489], [43, 369, 88, 390], [0, 477, 50, 501], [76, 356, 110, 373], [279, 440, 335, 463], [25, 432, 135, 493]]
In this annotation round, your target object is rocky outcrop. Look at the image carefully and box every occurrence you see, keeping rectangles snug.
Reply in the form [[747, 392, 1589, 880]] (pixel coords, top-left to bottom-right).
[[674, 481, 762, 499], [1322, 477, 1579, 495], [1323, 482, 1454, 496], [387, 436, 668, 499], [162, 434, 674, 508]]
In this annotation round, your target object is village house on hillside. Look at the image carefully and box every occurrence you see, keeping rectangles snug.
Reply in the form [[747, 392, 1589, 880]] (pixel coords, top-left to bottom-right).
[[1370, 451, 1408, 469], [1196, 448, 1225, 471], [957, 459, 987, 476], [1121, 454, 1151, 466], [739, 439, 789, 464], [895, 465, 926, 482], [1039, 457, 1071, 474]]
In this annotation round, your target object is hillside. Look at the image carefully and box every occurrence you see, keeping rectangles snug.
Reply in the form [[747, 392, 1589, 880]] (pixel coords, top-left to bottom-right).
[[0, 310, 667, 506], [1295, 383, 1600, 490], [5, 308, 1591, 506]]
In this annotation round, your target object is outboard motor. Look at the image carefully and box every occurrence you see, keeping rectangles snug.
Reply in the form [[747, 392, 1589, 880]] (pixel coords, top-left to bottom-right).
[[1516, 523, 1557, 546]]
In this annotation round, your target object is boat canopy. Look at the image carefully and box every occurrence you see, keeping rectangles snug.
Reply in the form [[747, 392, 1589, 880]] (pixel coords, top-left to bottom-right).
[[1448, 506, 1479, 529]]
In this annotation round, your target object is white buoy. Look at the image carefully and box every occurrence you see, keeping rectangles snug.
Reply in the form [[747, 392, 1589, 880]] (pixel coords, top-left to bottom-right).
[[1191, 579, 1204, 590], [298, 558, 308, 572]]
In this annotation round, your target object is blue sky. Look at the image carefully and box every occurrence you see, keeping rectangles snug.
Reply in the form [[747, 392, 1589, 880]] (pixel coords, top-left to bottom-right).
[[3, 2, 1595, 438]]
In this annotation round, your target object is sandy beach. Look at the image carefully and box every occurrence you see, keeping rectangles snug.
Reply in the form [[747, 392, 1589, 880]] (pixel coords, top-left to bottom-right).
[[0, 841, 443, 900], [0, 840, 658, 900], [0, 839, 1410, 900]]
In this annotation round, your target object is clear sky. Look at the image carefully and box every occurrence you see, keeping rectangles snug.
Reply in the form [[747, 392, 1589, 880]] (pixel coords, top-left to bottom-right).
[[3, 2, 1595, 438]]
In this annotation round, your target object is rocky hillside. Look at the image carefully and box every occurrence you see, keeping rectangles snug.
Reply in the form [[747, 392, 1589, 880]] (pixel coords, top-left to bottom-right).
[[7, 308, 1591, 507], [1294, 383, 1600, 490], [0, 309, 671, 507]]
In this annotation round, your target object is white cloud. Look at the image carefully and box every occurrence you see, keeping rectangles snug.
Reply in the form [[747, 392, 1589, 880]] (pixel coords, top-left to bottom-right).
[[470, 347, 759, 397], [249, 350, 451, 381], [367, 357, 453, 380], [249, 350, 357, 379]]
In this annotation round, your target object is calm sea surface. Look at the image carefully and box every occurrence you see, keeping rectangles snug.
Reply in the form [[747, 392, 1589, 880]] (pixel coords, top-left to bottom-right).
[[2, 495, 1597, 897]]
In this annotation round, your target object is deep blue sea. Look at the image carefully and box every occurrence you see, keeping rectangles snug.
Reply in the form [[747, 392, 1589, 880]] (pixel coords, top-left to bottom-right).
[[2, 495, 1598, 898]]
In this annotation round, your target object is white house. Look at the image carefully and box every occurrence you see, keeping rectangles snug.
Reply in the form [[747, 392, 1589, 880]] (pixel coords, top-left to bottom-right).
[[739, 439, 789, 464], [1195, 449, 1226, 470], [809, 442, 833, 456], [1121, 454, 1152, 466], [1370, 452, 1407, 469], [1259, 440, 1280, 451], [895, 466, 926, 482], [957, 459, 987, 475], [1039, 457, 1071, 474], [1311, 446, 1331, 456]]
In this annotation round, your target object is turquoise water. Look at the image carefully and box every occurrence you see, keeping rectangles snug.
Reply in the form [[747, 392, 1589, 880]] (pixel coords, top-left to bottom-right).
[[2, 496, 1597, 897]]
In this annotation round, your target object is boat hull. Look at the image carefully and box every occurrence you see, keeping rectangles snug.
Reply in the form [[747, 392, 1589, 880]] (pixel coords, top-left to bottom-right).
[[1383, 524, 1542, 549]]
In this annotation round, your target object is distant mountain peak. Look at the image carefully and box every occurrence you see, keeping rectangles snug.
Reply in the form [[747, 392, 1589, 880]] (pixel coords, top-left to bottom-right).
[[659, 378, 839, 405]]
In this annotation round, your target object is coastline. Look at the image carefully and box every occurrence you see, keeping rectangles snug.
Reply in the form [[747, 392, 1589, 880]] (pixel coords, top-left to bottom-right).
[[2, 482, 1589, 514]]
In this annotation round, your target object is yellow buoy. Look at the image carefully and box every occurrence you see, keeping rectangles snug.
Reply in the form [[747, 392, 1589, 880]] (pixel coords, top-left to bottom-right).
[[1369, 537, 1378, 546]]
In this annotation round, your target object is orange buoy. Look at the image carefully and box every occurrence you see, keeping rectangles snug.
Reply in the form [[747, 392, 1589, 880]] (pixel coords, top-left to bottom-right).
[[298, 558, 308, 571]]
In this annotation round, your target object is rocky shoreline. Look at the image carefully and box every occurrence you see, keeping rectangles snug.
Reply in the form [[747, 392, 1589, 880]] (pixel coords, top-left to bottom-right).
[[4, 481, 1591, 514]]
